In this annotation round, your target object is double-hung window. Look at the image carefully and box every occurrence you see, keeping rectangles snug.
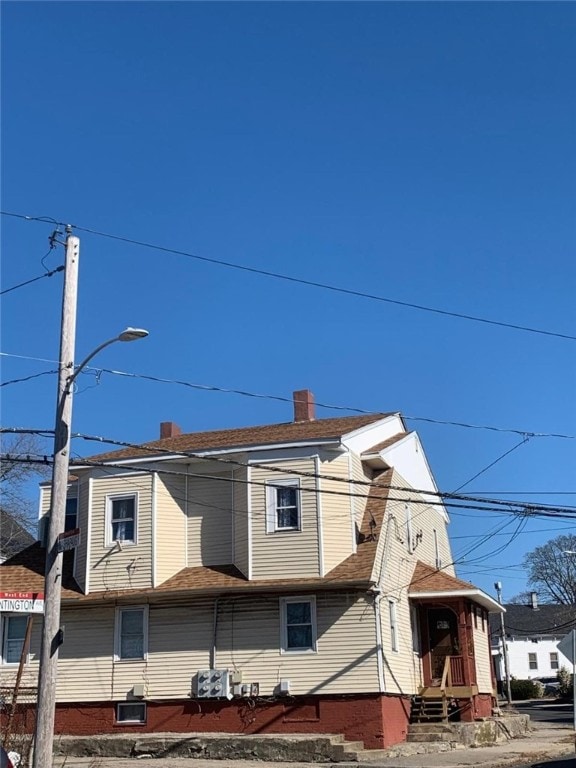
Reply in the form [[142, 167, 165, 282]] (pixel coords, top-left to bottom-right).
[[550, 652, 559, 670], [528, 652, 538, 670], [115, 607, 148, 661], [280, 597, 316, 653], [107, 494, 137, 545], [65, 497, 78, 532], [266, 480, 301, 532], [2, 616, 28, 665]]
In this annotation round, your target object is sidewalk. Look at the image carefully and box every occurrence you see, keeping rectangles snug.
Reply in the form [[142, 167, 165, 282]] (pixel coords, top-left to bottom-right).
[[51, 723, 576, 768]]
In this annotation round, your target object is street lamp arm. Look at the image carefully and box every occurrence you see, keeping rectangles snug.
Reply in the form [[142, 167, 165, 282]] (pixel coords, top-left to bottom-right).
[[67, 328, 149, 389]]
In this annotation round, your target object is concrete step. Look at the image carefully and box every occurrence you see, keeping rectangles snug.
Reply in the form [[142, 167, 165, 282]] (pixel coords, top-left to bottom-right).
[[328, 740, 366, 762], [408, 723, 453, 734], [407, 732, 454, 743]]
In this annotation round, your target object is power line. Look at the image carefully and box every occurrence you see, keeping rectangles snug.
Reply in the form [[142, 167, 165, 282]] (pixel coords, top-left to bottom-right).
[[0, 265, 64, 296], [0, 370, 58, 388], [2, 209, 575, 343], [1, 352, 574, 441], [3, 425, 576, 514], [450, 437, 530, 493]]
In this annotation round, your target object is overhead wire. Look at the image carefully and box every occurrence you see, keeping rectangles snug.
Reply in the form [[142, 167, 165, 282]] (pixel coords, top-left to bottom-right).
[[0, 264, 64, 296], [1, 209, 575, 342], [450, 436, 531, 493], [3, 425, 576, 514], [1, 353, 574, 441], [0, 370, 58, 388]]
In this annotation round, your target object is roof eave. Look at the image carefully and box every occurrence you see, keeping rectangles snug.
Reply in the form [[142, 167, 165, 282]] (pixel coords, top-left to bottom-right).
[[60, 578, 375, 605], [410, 588, 504, 613]]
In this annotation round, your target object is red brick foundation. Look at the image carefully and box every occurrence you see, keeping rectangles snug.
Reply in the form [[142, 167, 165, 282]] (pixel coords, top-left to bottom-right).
[[47, 694, 412, 750]]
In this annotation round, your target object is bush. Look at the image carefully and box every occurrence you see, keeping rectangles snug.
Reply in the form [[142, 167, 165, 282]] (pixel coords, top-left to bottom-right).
[[510, 678, 544, 700], [557, 667, 573, 698]]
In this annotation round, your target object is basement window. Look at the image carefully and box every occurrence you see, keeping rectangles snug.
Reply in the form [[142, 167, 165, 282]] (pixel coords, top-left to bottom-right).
[[116, 702, 146, 724]]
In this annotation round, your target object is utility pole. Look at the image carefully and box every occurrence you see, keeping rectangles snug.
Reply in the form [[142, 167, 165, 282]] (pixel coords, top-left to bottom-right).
[[494, 581, 512, 707], [33, 229, 79, 768]]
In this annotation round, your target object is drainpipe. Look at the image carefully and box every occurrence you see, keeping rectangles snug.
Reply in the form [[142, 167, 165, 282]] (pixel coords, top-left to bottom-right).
[[371, 587, 386, 692], [211, 597, 220, 670]]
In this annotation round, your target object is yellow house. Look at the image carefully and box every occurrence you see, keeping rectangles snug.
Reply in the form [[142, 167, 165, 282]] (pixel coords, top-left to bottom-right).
[[0, 390, 501, 749]]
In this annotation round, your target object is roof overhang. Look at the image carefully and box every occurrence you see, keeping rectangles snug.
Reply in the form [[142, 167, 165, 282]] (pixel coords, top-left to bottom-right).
[[409, 588, 504, 613], [71, 438, 346, 469], [60, 579, 375, 606]]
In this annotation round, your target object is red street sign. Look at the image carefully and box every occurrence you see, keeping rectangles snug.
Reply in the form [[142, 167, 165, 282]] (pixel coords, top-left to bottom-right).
[[57, 527, 81, 553], [0, 591, 44, 613]]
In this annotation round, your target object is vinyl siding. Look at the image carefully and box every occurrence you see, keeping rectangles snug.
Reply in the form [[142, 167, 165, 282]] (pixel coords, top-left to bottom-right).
[[351, 452, 372, 528], [233, 466, 249, 577], [250, 459, 319, 580], [318, 454, 355, 574], [217, 592, 379, 695], [38, 592, 380, 701], [75, 475, 90, 592], [89, 473, 153, 592], [186, 473, 233, 567], [38, 480, 85, 590], [473, 610, 493, 693], [155, 473, 187, 586], [372, 469, 455, 694]]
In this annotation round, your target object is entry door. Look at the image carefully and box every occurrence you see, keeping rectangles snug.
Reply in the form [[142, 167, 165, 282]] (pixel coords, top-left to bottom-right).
[[427, 608, 459, 682]]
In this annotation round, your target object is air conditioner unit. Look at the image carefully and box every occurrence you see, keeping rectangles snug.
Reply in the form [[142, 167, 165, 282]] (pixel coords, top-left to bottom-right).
[[195, 669, 232, 699]]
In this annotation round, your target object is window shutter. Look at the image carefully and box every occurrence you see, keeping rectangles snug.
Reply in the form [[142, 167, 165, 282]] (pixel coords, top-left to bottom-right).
[[266, 485, 276, 533]]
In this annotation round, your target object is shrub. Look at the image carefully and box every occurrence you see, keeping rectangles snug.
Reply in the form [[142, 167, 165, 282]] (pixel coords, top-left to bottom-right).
[[557, 667, 573, 698], [510, 678, 544, 700]]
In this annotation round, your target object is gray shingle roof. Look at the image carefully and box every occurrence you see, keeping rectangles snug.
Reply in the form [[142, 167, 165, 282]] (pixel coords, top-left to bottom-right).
[[489, 603, 576, 639]]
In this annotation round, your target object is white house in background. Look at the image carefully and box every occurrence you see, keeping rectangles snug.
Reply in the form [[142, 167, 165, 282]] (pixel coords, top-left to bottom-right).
[[490, 593, 576, 685], [1, 390, 502, 750]]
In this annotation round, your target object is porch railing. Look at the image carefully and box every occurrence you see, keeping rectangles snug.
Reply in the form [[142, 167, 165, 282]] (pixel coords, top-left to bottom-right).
[[440, 655, 465, 689]]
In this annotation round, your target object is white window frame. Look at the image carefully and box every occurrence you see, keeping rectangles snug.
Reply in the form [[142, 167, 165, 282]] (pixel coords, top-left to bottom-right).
[[1, 615, 29, 666], [528, 652, 538, 670], [114, 606, 148, 661], [116, 702, 146, 724], [389, 599, 399, 653], [280, 596, 317, 654], [65, 496, 78, 532], [106, 493, 138, 546], [266, 479, 301, 533]]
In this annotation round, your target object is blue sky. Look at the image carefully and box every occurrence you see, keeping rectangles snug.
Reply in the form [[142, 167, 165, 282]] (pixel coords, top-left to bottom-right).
[[2, 1, 575, 599]]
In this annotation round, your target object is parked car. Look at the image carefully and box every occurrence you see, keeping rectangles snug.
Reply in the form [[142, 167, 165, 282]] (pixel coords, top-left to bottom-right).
[[534, 676, 561, 695]]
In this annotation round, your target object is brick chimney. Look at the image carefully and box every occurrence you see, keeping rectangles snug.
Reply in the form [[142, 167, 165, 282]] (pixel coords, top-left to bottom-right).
[[293, 389, 315, 422], [160, 421, 182, 440]]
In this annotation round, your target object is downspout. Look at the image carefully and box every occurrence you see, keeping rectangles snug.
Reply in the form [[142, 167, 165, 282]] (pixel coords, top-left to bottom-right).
[[314, 455, 324, 576], [210, 597, 220, 670], [372, 512, 398, 693], [372, 587, 386, 692]]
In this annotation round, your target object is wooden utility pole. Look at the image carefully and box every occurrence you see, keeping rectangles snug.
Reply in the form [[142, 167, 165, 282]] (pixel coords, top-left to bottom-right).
[[33, 229, 79, 768], [494, 581, 512, 706]]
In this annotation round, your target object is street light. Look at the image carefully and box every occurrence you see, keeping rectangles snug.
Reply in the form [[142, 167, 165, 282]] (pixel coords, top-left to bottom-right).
[[33, 317, 148, 766]]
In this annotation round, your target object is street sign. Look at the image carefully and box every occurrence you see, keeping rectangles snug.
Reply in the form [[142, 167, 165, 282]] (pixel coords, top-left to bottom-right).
[[0, 591, 44, 613], [557, 629, 576, 664], [57, 527, 81, 553]]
